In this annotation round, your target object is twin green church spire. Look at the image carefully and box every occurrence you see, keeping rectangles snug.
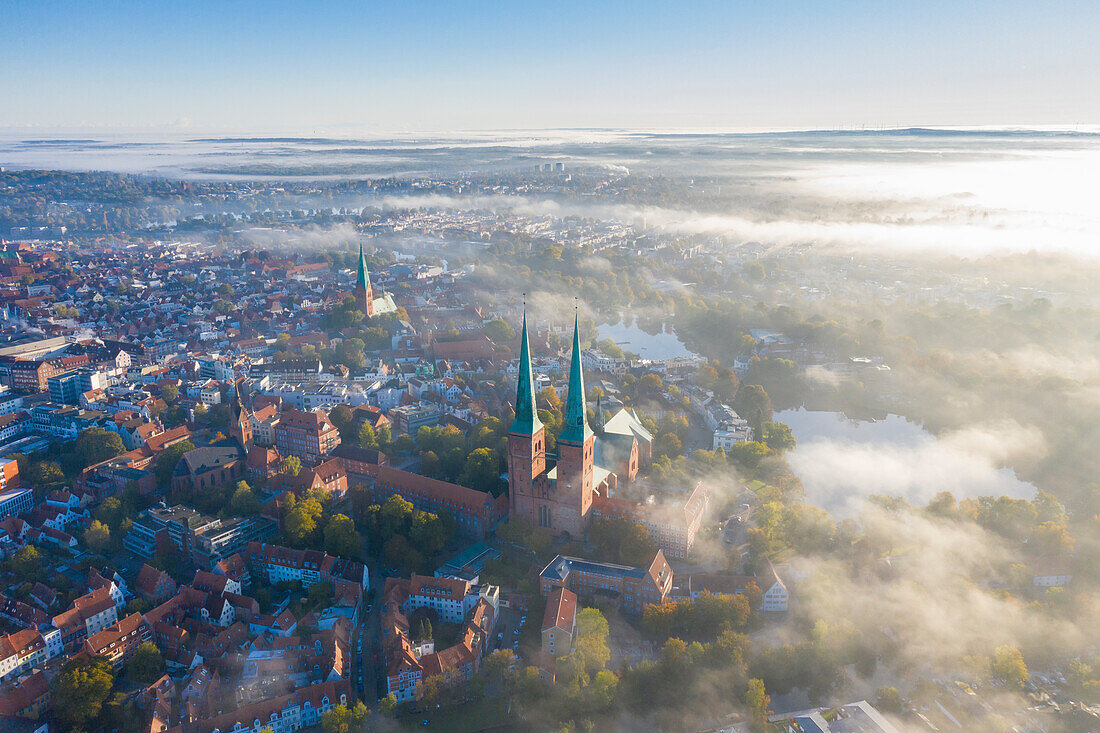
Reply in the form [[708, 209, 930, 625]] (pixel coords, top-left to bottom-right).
[[511, 309, 590, 444]]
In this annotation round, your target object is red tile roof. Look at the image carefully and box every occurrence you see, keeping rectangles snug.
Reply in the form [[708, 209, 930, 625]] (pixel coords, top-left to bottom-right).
[[542, 587, 577, 634]]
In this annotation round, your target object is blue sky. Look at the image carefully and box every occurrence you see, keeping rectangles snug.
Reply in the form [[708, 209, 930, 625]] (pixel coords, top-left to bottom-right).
[[2, 0, 1098, 130]]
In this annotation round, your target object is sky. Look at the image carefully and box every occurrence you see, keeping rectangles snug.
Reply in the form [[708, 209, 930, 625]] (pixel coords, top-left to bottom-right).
[[2, 0, 1099, 132]]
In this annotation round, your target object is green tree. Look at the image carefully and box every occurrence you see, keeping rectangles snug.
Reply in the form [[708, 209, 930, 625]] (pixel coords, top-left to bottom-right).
[[380, 494, 414, 537], [358, 422, 378, 449], [733, 384, 773, 436], [762, 421, 796, 452], [155, 440, 195, 487], [160, 384, 179, 404], [925, 491, 958, 519], [875, 686, 903, 713], [992, 645, 1028, 687], [419, 450, 440, 477], [485, 649, 517, 685], [654, 432, 683, 460], [94, 493, 133, 528], [324, 514, 360, 557], [483, 319, 516, 343], [329, 403, 353, 440], [596, 338, 624, 358], [337, 338, 367, 369], [638, 373, 664, 394], [460, 447, 502, 494], [590, 517, 657, 566], [230, 481, 261, 516], [407, 510, 441, 554], [69, 427, 126, 472], [537, 386, 563, 414], [575, 608, 611, 675], [127, 642, 164, 684], [377, 694, 397, 718], [727, 441, 772, 472], [1030, 521, 1074, 556], [308, 580, 335, 609], [27, 460, 65, 488], [320, 701, 368, 733], [51, 656, 115, 732], [745, 678, 771, 720], [284, 496, 322, 546], [280, 455, 302, 477], [10, 545, 41, 582], [84, 520, 111, 553], [391, 433, 416, 453]]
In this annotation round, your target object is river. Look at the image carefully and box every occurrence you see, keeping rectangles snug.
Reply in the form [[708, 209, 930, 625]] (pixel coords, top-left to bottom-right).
[[597, 317, 694, 360]]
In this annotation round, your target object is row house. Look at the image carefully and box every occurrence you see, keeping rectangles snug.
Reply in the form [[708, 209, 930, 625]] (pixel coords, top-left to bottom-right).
[[0, 629, 53, 682], [52, 586, 119, 653], [80, 612, 152, 669], [0, 411, 31, 443], [0, 594, 47, 629], [0, 668, 49, 720], [163, 679, 349, 733], [245, 542, 369, 591], [136, 563, 178, 605]]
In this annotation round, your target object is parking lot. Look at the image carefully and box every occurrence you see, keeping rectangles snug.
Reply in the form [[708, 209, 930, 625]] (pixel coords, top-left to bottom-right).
[[492, 606, 528, 660]]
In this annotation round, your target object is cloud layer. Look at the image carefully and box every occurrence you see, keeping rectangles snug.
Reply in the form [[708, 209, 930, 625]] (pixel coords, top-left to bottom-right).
[[786, 420, 1043, 516]]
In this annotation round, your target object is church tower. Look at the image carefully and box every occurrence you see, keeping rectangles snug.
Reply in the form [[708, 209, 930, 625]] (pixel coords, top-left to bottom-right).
[[508, 311, 547, 527], [228, 382, 253, 451], [355, 243, 375, 318], [553, 314, 595, 537]]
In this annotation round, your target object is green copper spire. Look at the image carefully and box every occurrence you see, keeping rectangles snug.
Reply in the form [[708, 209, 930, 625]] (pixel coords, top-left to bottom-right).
[[356, 243, 372, 291], [559, 313, 592, 444], [511, 310, 542, 435]]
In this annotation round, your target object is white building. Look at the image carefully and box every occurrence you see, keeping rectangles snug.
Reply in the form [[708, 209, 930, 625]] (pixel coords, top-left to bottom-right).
[[712, 417, 753, 450]]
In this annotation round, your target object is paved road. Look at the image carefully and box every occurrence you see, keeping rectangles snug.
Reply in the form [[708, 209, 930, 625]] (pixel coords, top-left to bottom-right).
[[353, 561, 383, 702]]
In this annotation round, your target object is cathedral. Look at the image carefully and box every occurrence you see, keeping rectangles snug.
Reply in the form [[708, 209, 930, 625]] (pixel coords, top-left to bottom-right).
[[507, 311, 652, 538]]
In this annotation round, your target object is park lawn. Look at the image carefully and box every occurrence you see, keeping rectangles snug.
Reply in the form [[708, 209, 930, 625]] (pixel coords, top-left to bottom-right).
[[400, 697, 512, 732]]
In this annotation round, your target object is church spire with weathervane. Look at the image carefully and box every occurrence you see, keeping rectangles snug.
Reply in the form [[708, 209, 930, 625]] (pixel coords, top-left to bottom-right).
[[511, 309, 542, 435], [355, 242, 375, 317], [558, 310, 592, 444]]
